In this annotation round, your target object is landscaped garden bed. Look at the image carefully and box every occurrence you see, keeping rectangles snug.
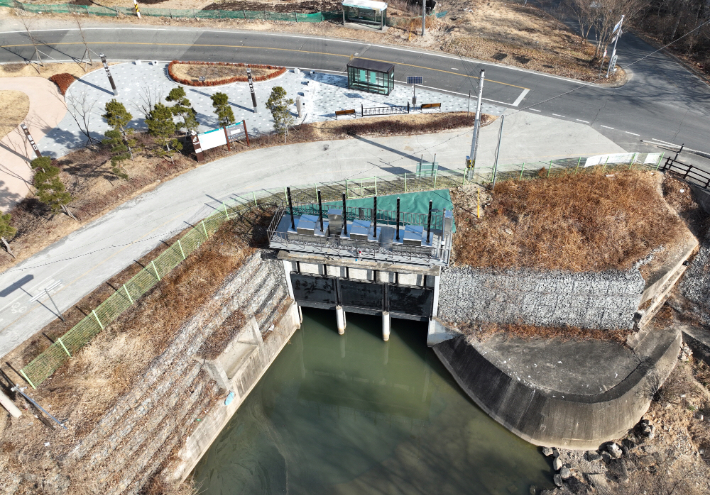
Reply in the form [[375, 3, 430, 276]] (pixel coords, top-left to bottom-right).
[[168, 60, 286, 86]]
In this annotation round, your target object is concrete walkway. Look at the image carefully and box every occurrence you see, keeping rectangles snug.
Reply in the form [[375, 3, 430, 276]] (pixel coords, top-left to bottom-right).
[[0, 77, 67, 211], [0, 111, 626, 360]]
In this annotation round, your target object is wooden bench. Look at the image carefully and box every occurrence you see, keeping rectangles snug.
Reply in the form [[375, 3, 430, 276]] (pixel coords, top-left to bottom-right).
[[335, 109, 356, 119], [421, 103, 442, 111]]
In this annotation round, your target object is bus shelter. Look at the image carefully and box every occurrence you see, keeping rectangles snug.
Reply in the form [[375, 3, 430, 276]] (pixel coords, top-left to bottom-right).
[[342, 0, 388, 30], [347, 58, 395, 95]]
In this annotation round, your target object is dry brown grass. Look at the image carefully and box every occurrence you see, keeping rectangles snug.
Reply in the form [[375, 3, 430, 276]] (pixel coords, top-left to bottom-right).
[[170, 62, 278, 82], [0, 90, 29, 140], [460, 320, 631, 344], [0, 61, 114, 80], [0, 204, 275, 494], [451, 169, 685, 272], [199, 309, 246, 359]]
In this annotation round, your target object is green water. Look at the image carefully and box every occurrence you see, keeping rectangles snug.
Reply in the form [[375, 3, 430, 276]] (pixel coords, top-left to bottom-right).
[[193, 309, 553, 494]]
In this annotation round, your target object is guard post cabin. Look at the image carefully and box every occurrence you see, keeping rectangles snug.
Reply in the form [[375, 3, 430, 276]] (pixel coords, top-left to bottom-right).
[[268, 189, 454, 344], [347, 58, 395, 95], [342, 0, 388, 30]]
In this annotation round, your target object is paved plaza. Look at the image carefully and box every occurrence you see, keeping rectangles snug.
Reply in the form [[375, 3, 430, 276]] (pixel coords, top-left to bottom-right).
[[38, 62, 505, 158]]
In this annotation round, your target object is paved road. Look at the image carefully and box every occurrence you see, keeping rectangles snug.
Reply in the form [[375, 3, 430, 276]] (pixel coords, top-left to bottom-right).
[[0, 112, 625, 359], [1, 25, 710, 153]]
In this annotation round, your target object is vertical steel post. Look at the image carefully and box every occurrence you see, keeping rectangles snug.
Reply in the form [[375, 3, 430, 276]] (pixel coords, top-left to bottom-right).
[[242, 120, 250, 146], [421, 0, 425, 36], [287, 187, 296, 230], [426, 200, 432, 244], [373, 196, 377, 238], [342, 193, 348, 236], [396, 197, 400, 241], [317, 190, 324, 233], [247, 67, 257, 111]]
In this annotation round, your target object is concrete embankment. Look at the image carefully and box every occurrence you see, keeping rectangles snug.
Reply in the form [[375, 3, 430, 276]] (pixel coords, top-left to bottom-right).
[[433, 326, 681, 450], [61, 251, 295, 494]]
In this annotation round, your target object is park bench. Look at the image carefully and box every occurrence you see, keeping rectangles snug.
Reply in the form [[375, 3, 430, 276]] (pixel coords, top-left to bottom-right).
[[335, 109, 356, 119], [421, 103, 442, 111]]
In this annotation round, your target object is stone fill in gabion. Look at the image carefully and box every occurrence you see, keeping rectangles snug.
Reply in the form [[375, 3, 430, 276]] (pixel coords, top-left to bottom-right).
[[438, 266, 645, 330]]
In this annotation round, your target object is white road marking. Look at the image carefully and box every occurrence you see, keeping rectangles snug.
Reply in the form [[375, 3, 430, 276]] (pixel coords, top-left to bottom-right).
[[601, 125, 614, 130], [552, 113, 565, 117], [450, 68, 459, 70], [528, 108, 541, 112], [625, 131, 640, 136], [511, 88, 530, 107], [576, 119, 590, 124]]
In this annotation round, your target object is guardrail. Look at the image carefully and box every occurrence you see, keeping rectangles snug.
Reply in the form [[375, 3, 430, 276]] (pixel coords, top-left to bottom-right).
[[19, 151, 660, 389]]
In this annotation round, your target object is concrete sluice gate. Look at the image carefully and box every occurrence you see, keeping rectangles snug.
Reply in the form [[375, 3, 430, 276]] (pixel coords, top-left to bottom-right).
[[268, 191, 454, 342]]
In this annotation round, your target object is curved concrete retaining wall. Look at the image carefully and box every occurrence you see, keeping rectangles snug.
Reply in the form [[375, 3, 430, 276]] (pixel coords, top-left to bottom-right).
[[438, 267, 645, 330], [433, 330, 680, 450]]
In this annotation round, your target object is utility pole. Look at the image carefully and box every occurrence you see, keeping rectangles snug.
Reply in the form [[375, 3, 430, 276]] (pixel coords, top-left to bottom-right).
[[606, 15, 624, 79], [421, 0, 426, 37], [468, 69, 485, 179]]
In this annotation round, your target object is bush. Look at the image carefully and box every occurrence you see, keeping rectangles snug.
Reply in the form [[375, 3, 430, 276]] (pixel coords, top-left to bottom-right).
[[49, 73, 77, 95]]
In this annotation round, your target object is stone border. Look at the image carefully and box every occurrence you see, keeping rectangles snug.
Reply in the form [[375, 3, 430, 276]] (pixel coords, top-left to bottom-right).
[[433, 327, 680, 450], [167, 60, 287, 86]]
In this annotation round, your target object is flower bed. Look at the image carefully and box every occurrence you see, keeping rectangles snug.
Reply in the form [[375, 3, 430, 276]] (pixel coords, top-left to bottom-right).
[[168, 61, 287, 86], [49, 72, 78, 95]]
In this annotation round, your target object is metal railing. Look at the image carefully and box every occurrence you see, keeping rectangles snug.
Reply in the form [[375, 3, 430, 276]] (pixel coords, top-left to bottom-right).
[[659, 156, 710, 189], [362, 104, 410, 116]]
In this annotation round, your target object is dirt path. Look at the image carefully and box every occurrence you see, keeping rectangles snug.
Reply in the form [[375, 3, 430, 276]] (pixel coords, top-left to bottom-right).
[[0, 77, 67, 212]]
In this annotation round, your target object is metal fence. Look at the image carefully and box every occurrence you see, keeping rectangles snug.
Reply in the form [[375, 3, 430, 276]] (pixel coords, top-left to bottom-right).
[[0, 0, 343, 21], [18, 150, 663, 389], [1, 1, 448, 23]]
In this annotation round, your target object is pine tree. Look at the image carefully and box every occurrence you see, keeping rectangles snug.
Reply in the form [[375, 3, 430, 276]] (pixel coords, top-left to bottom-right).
[[102, 99, 135, 179], [265, 86, 295, 139], [0, 213, 16, 257], [30, 157, 74, 217], [166, 86, 199, 134], [211, 92, 235, 128], [145, 102, 182, 163]]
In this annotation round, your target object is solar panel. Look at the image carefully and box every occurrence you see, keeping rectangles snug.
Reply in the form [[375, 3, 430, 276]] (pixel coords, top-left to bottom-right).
[[407, 76, 423, 85]]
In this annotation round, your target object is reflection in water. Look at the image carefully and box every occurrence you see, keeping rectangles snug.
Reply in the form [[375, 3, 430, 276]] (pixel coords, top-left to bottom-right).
[[194, 309, 553, 495]]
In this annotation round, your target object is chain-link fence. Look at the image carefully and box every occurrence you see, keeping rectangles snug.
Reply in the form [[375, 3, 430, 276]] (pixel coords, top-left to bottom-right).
[[0, 1, 447, 24], [0, 0, 342, 21], [18, 151, 663, 389]]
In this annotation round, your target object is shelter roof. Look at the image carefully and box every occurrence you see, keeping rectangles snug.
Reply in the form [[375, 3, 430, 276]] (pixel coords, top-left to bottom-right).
[[342, 0, 388, 12], [346, 57, 395, 73]]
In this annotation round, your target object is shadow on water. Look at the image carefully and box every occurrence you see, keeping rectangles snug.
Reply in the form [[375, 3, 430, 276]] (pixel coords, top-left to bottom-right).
[[193, 307, 554, 495]]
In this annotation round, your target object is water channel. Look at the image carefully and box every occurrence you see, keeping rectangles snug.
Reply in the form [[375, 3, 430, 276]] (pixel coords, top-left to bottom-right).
[[194, 309, 554, 494]]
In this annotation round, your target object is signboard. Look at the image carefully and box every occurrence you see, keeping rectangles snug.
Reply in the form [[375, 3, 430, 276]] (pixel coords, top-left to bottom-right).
[[407, 76, 423, 85], [197, 122, 245, 151]]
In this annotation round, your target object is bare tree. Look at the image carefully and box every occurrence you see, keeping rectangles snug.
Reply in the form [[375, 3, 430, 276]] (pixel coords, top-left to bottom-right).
[[564, 0, 645, 58], [135, 84, 164, 119], [18, 16, 48, 71], [65, 89, 99, 145], [73, 15, 94, 72]]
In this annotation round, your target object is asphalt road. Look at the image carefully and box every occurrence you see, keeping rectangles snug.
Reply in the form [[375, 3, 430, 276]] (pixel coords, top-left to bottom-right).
[[2, 25, 710, 153]]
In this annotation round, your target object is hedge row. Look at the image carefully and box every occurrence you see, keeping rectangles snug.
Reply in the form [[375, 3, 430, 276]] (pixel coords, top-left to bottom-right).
[[167, 61, 287, 86]]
